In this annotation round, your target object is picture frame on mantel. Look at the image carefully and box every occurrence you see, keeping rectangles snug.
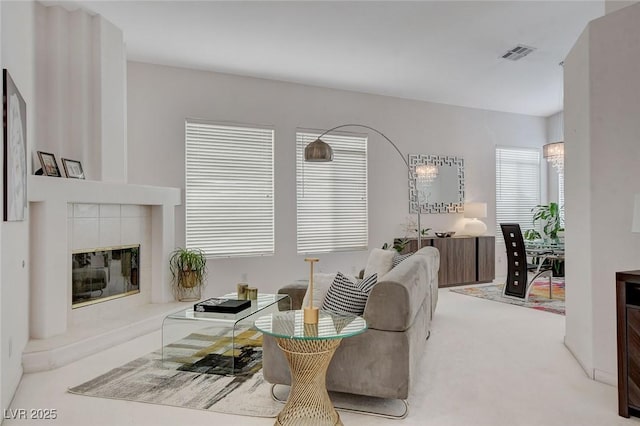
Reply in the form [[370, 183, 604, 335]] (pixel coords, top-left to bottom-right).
[[61, 158, 85, 179], [3, 69, 28, 222], [37, 151, 62, 177]]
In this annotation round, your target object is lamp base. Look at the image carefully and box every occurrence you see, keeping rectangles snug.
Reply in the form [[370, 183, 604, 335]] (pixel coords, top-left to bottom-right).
[[304, 307, 319, 324], [464, 218, 487, 236]]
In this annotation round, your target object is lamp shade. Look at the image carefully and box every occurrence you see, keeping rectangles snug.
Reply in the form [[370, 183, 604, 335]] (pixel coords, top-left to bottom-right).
[[464, 202, 487, 219], [304, 138, 334, 162], [632, 194, 640, 233]]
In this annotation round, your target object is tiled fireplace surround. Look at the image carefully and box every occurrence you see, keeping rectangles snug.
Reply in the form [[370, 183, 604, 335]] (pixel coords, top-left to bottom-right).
[[69, 203, 151, 315], [25, 176, 181, 372]]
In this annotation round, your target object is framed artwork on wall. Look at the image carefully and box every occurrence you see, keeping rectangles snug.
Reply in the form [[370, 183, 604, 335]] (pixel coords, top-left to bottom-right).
[[37, 151, 62, 177], [61, 158, 85, 179], [3, 69, 28, 222]]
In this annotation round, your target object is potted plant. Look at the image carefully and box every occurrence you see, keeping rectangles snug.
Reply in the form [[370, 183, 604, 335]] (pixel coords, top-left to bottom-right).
[[531, 202, 564, 242], [382, 238, 410, 253], [169, 247, 207, 301]]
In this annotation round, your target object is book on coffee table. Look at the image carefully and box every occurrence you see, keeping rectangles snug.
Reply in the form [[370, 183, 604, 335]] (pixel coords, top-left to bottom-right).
[[194, 298, 251, 314]]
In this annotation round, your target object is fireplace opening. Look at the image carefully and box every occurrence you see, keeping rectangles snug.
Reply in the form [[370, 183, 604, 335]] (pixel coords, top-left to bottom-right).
[[72, 244, 140, 308]]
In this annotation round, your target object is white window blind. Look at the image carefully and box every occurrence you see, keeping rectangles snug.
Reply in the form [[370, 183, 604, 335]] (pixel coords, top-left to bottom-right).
[[185, 120, 274, 257], [495, 147, 541, 243], [296, 131, 368, 254]]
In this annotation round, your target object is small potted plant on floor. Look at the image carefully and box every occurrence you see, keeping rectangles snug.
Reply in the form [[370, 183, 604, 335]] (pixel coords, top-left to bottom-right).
[[169, 247, 207, 301]]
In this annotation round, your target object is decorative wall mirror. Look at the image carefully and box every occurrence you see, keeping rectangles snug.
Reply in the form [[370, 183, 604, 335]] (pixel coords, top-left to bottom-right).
[[409, 154, 465, 213]]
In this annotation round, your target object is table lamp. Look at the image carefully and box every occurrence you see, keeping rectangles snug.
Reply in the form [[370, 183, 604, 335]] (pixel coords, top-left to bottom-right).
[[464, 202, 487, 236]]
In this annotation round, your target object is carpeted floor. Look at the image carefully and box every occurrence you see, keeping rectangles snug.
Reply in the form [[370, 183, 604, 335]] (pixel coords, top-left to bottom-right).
[[68, 327, 407, 419], [449, 279, 565, 315]]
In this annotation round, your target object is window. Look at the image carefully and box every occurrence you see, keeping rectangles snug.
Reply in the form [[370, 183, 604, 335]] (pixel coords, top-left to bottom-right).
[[296, 131, 368, 253], [495, 147, 540, 243], [185, 120, 274, 257]]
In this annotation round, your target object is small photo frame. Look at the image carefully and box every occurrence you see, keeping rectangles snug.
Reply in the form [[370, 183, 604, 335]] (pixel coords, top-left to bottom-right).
[[37, 151, 62, 177], [61, 158, 85, 179]]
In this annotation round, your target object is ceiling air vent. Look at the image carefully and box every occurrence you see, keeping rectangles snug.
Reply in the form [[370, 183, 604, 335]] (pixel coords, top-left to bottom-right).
[[501, 45, 536, 61]]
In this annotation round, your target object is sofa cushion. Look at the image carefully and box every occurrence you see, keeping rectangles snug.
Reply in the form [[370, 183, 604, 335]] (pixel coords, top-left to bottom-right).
[[322, 272, 377, 315], [363, 248, 395, 278]]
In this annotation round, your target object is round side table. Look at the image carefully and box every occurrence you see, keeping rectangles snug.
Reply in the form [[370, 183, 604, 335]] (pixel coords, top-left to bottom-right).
[[255, 310, 367, 426]]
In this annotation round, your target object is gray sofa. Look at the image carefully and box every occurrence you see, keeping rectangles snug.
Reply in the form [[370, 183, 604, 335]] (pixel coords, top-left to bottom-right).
[[262, 246, 440, 404]]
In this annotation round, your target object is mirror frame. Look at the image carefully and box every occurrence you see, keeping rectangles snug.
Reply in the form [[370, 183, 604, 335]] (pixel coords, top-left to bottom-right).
[[408, 154, 465, 214]]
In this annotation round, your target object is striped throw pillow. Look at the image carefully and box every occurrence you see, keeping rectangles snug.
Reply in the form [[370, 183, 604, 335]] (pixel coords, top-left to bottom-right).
[[392, 253, 413, 268], [322, 272, 377, 315]]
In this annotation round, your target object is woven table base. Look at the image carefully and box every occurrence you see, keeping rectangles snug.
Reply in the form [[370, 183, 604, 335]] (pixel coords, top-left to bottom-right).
[[275, 337, 343, 426]]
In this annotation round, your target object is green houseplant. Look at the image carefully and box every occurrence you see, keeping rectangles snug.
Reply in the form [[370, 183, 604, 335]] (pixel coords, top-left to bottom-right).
[[526, 202, 565, 277], [169, 247, 207, 301], [382, 238, 410, 253], [530, 202, 564, 242]]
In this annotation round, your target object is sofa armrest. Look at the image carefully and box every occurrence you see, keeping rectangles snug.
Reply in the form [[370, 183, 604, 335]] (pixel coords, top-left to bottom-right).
[[278, 281, 307, 310], [363, 248, 431, 331]]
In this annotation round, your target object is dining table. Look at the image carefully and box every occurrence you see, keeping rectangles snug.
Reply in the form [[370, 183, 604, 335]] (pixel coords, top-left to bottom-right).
[[524, 239, 565, 298]]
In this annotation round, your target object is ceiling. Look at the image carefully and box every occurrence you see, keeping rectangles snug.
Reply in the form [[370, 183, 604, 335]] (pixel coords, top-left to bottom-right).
[[66, 1, 604, 117]]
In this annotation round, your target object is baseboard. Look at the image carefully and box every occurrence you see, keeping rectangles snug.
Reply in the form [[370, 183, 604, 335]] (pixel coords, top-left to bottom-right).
[[2, 363, 24, 422], [563, 335, 618, 387], [564, 335, 594, 379], [594, 369, 617, 387]]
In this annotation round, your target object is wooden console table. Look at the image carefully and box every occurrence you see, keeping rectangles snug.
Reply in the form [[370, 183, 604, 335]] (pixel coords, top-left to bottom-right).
[[616, 270, 640, 418], [396, 236, 495, 287]]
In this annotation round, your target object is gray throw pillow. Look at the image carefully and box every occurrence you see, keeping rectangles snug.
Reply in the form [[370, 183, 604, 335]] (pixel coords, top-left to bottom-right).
[[321, 272, 377, 315]]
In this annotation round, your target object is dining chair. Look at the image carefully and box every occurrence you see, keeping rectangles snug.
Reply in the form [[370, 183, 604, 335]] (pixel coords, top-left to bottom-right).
[[500, 223, 553, 299]]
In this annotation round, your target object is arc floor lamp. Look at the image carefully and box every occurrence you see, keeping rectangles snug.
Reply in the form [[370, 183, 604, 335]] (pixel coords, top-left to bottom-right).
[[303, 123, 437, 251]]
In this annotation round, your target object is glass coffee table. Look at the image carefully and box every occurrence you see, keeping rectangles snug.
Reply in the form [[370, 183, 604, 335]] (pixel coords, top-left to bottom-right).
[[255, 310, 367, 426], [162, 292, 290, 375]]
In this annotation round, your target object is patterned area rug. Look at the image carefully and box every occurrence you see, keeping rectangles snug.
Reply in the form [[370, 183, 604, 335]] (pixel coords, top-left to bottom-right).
[[68, 327, 407, 418], [450, 279, 565, 315], [163, 328, 263, 376], [69, 328, 282, 417]]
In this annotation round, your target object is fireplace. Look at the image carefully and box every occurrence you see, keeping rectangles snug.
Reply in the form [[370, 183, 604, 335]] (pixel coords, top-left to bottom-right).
[[72, 245, 141, 308], [28, 176, 180, 341]]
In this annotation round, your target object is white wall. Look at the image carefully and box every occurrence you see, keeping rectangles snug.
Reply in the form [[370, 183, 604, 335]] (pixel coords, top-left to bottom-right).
[[34, 4, 127, 183], [94, 15, 127, 183], [605, 0, 639, 14], [565, 2, 640, 384], [127, 62, 547, 295], [564, 25, 594, 378], [1, 0, 34, 413]]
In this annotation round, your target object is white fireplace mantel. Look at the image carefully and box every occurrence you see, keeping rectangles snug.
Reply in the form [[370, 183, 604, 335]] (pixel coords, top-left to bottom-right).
[[28, 175, 181, 340]]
